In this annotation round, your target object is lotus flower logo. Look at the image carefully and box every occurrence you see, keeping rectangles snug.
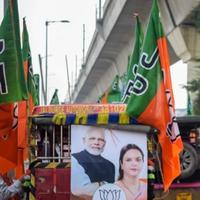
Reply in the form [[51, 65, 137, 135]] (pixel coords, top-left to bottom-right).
[[99, 189, 121, 200], [93, 183, 126, 200]]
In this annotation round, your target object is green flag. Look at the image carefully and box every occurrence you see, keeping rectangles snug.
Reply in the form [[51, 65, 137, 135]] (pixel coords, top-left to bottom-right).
[[22, 18, 38, 106], [122, 15, 144, 103], [187, 91, 193, 115], [126, 0, 183, 191], [33, 74, 40, 106], [99, 75, 121, 103], [50, 89, 59, 105], [0, 0, 28, 104]]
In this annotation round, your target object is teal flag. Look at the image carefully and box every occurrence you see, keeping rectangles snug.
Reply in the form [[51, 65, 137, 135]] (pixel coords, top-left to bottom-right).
[[0, 0, 28, 104], [33, 74, 40, 106], [98, 75, 121, 103], [50, 89, 59, 105], [22, 18, 38, 106], [122, 16, 144, 103]]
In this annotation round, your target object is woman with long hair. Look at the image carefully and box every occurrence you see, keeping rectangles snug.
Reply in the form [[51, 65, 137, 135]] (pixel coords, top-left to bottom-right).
[[115, 144, 147, 200]]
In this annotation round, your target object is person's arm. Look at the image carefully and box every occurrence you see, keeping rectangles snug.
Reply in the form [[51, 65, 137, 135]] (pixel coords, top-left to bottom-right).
[[0, 176, 22, 200], [71, 156, 99, 198]]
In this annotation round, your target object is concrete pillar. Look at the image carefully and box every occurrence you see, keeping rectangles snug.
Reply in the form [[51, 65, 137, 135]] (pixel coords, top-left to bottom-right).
[[168, 26, 200, 110], [181, 26, 200, 103], [168, 26, 200, 78], [187, 60, 200, 83], [168, 26, 200, 68], [167, 27, 191, 62]]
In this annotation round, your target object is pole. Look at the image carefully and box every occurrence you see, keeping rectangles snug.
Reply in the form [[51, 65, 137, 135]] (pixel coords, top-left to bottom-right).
[[44, 20, 70, 105], [45, 21, 48, 105], [71, 71, 74, 92], [65, 55, 71, 103], [99, 0, 102, 19], [82, 24, 85, 64], [38, 54, 46, 105], [75, 55, 78, 83], [4, 0, 8, 14]]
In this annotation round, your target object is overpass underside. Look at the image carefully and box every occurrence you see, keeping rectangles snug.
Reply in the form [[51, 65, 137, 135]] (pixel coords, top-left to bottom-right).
[[72, 0, 200, 103]]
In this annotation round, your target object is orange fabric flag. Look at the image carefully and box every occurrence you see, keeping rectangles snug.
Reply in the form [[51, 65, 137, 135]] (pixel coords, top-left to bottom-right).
[[17, 59, 28, 162], [0, 104, 18, 174], [18, 18, 38, 163], [15, 148, 24, 179], [0, 104, 13, 137], [18, 100, 29, 162], [17, 59, 28, 151], [126, 0, 183, 191], [18, 101, 27, 149]]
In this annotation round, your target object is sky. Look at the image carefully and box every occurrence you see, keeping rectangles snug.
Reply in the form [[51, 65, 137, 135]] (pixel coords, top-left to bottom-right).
[[0, 0, 100, 104], [0, 0, 187, 109], [171, 60, 187, 109]]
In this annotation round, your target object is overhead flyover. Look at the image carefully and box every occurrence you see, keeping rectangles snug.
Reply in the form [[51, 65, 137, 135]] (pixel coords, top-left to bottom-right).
[[71, 0, 200, 103]]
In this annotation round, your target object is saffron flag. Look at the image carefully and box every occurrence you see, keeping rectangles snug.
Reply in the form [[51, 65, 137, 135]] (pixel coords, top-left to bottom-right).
[[99, 75, 121, 103], [0, 103, 18, 174], [122, 15, 144, 103], [50, 89, 59, 105], [126, 0, 183, 191], [0, 0, 28, 104], [0, 0, 27, 173], [15, 148, 24, 179], [17, 19, 29, 151]]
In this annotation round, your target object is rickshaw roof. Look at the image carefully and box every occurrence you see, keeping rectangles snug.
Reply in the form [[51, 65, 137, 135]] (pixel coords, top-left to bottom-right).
[[31, 104, 154, 133], [31, 104, 138, 126], [32, 104, 127, 115], [31, 104, 200, 132]]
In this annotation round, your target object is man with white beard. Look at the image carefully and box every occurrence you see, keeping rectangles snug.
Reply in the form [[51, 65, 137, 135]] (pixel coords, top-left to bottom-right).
[[71, 126, 115, 199]]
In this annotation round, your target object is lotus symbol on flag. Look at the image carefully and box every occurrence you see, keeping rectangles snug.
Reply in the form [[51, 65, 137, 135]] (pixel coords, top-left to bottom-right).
[[99, 189, 121, 200]]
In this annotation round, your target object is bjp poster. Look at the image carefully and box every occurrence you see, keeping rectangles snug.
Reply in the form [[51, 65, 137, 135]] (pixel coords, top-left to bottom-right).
[[71, 125, 148, 200]]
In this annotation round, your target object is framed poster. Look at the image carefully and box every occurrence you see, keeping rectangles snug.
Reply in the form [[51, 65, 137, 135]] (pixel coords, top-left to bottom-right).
[[71, 125, 147, 200]]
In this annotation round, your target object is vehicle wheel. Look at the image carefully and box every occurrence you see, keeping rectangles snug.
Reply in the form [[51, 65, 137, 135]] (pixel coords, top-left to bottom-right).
[[179, 142, 198, 179]]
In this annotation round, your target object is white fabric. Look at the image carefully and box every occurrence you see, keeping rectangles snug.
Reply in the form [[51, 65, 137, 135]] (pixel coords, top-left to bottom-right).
[[0, 176, 22, 200]]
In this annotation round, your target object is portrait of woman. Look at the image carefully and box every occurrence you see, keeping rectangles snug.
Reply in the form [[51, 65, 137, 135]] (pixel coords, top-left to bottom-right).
[[115, 144, 147, 200]]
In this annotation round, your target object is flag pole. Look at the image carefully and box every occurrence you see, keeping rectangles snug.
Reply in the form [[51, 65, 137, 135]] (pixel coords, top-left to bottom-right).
[[75, 55, 78, 83], [71, 71, 74, 92], [4, 0, 8, 14], [38, 54, 46, 105], [82, 24, 85, 64], [65, 55, 71, 103]]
